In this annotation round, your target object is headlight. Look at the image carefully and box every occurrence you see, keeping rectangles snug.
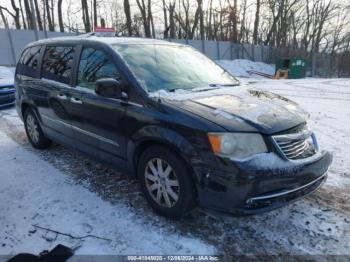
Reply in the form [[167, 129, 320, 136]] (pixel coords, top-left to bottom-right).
[[208, 133, 267, 159]]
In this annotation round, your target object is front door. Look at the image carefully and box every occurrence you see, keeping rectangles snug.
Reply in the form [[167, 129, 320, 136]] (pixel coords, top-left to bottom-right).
[[71, 47, 128, 166]]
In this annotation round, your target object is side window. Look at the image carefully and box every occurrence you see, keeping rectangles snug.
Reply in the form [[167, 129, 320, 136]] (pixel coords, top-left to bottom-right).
[[42, 46, 75, 84], [77, 48, 122, 90], [19, 46, 42, 69], [17, 45, 42, 77]]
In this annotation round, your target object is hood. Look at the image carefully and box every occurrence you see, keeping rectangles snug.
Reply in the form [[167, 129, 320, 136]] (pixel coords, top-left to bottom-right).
[[0, 78, 14, 87], [159, 87, 309, 135]]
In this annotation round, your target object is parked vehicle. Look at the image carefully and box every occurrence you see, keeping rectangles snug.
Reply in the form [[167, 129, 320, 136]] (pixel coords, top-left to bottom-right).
[[0, 67, 15, 108], [15, 36, 332, 218]]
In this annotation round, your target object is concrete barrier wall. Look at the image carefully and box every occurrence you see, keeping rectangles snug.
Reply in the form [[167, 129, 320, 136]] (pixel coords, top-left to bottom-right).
[[0, 29, 76, 66], [0, 28, 273, 66]]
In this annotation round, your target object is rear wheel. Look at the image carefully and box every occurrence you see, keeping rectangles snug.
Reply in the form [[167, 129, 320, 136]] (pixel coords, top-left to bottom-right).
[[138, 146, 196, 219], [24, 108, 51, 149]]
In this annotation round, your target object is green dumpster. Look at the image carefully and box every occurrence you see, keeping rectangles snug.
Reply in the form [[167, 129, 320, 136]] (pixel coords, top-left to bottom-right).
[[275, 57, 307, 79]]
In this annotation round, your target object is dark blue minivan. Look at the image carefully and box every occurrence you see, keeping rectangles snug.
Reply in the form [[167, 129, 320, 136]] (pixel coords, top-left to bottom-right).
[[15, 36, 332, 218]]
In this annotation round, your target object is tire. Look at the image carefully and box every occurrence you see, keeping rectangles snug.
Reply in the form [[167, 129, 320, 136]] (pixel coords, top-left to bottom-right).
[[138, 145, 196, 219], [24, 108, 51, 149]]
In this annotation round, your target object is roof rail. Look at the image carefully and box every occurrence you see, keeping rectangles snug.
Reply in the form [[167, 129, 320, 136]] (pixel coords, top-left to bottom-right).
[[76, 29, 118, 38], [75, 32, 96, 38]]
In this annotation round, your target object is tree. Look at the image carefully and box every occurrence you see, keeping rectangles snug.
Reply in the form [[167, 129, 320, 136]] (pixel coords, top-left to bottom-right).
[[168, 0, 176, 38], [198, 0, 204, 40], [44, 0, 54, 31], [93, 0, 97, 28], [162, 0, 168, 38], [135, 0, 153, 37], [19, 0, 27, 29], [57, 0, 64, 32], [0, 0, 21, 29], [34, 0, 43, 30], [123, 0, 132, 36], [253, 0, 261, 44], [23, 0, 34, 29], [81, 0, 91, 32]]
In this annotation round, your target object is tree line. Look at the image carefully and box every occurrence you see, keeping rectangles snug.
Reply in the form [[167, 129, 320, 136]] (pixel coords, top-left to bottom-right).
[[0, 0, 350, 56]]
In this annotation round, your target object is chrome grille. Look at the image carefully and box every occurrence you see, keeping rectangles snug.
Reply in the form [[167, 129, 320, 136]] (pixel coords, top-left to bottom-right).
[[0, 85, 15, 92], [273, 129, 317, 160]]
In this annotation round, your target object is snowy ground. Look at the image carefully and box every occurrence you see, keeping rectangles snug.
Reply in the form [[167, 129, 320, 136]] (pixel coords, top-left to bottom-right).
[[217, 59, 275, 79], [0, 64, 350, 257]]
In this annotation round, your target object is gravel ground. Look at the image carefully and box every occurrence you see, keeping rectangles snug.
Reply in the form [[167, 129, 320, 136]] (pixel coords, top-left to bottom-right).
[[0, 78, 349, 257]]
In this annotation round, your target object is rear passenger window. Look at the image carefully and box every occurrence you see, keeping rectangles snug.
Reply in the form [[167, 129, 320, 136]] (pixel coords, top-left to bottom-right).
[[77, 48, 122, 90], [42, 46, 75, 84], [19, 46, 42, 69], [17, 46, 42, 77]]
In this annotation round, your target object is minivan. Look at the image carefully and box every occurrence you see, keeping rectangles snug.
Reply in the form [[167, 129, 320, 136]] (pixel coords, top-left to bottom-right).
[[15, 36, 332, 218]]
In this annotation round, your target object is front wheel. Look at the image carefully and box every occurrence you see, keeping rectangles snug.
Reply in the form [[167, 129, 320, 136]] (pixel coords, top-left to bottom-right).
[[138, 146, 196, 219], [24, 108, 51, 149]]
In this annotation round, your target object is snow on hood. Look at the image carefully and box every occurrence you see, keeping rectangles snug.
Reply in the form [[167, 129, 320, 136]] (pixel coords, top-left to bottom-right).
[[149, 86, 309, 134], [0, 78, 14, 87], [0, 67, 15, 87], [0, 66, 15, 79]]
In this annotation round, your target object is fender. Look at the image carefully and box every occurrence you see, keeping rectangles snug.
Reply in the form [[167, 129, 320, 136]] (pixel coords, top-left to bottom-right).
[[18, 98, 42, 125], [126, 125, 202, 176]]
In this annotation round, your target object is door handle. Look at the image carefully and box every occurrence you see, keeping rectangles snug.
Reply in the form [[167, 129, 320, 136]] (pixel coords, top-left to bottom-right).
[[57, 94, 68, 100], [70, 97, 83, 104]]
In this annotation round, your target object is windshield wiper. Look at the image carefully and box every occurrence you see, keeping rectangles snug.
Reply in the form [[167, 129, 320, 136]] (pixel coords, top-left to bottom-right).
[[209, 83, 239, 87], [167, 83, 238, 93], [168, 88, 194, 92]]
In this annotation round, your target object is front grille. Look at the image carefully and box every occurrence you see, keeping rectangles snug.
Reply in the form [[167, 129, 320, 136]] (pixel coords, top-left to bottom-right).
[[0, 93, 15, 105], [0, 85, 15, 91], [0, 85, 15, 95], [273, 129, 317, 160]]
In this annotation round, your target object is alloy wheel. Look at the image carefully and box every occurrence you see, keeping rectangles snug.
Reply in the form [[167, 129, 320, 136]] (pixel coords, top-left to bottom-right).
[[26, 114, 39, 144], [144, 158, 180, 208]]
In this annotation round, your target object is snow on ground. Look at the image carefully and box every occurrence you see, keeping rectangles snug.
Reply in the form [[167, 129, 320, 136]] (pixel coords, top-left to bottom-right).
[[0, 62, 350, 257], [217, 59, 275, 79], [0, 131, 215, 255]]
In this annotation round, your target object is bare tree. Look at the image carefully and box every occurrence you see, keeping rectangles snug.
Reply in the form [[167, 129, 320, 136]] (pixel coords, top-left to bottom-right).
[[93, 0, 97, 28], [0, 7, 9, 28], [0, 0, 21, 29], [253, 0, 261, 44], [207, 0, 213, 40], [135, 0, 154, 37], [123, 0, 132, 35], [57, 0, 64, 31], [162, 0, 168, 38], [198, 0, 204, 40], [19, 0, 27, 29], [81, 0, 91, 32], [168, 0, 176, 38], [44, 0, 54, 31], [23, 0, 34, 29], [34, 0, 43, 30]]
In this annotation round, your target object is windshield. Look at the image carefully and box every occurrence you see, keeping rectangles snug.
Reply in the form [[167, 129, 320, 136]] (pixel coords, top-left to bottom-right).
[[113, 44, 239, 92]]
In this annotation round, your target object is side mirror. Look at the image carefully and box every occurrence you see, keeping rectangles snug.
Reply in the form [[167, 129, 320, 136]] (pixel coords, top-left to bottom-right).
[[95, 78, 128, 100]]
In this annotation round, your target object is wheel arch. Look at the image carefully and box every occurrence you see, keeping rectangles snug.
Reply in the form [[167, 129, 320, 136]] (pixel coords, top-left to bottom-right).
[[21, 102, 42, 124], [127, 126, 200, 180]]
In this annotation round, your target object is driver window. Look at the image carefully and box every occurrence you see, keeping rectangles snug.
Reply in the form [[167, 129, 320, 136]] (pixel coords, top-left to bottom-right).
[[77, 47, 122, 90]]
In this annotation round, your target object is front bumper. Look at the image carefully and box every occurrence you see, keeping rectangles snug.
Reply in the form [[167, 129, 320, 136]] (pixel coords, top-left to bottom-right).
[[0, 89, 15, 108], [195, 150, 333, 215]]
